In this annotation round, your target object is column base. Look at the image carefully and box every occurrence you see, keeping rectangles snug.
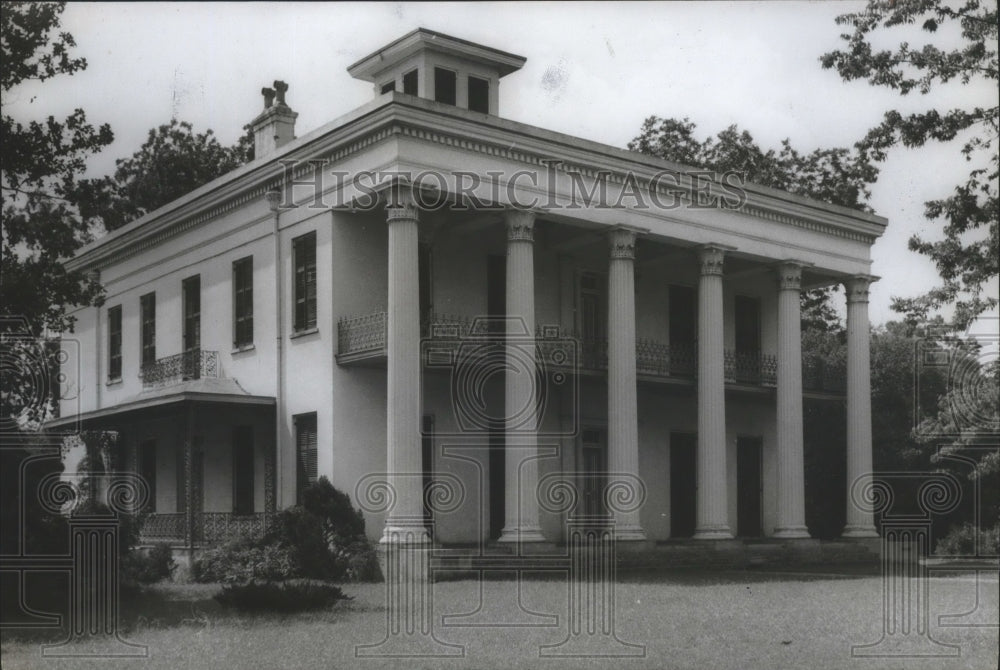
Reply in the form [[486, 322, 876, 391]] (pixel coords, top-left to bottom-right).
[[614, 526, 648, 543], [497, 526, 547, 544], [772, 526, 811, 539], [842, 524, 879, 539], [693, 526, 733, 540]]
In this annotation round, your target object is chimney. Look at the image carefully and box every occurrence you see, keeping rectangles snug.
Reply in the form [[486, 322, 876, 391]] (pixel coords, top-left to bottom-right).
[[250, 80, 298, 159]]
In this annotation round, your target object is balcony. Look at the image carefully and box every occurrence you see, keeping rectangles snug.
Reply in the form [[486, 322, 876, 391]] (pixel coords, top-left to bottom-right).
[[140, 349, 220, 388], [140, 512, 272, 545], [337, 312, 845, 394]]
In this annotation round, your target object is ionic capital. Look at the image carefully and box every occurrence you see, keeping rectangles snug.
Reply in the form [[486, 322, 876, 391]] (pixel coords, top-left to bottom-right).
[[776, 262, 804, 291], [386, 195, 419, 225], [504, 209, 536, 242], [609, 226, 639, 261]]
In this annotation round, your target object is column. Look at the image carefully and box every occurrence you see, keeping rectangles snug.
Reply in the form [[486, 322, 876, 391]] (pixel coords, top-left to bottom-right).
[[843, 275, 879, 538], [773, 263, 809, 538], [499, 209, 545, 543], [607, 226, 646, 541], [383, 196, 430, 544], [694, 245, 733, 539]]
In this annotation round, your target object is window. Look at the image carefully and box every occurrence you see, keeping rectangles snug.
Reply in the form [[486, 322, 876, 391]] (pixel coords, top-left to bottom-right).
[[293, 232, 317, 332], [295, 413, 318, 504], [734, 295, 761, 353], [140, 292, 156, 366], [232, 426, 254, 515], [668, 285, 696, 347], [468, 76, 489, 113], [419, 242, 433, 326], [434, 67, 456, 105], [108, 305, 122, 381], [233, 256, 254, 347], [138, 439, 157, 512], [579, 273, 604, 340], [182, 276, 200, 352], [402, 69, 418, 95], [380, 81, 396, 94]]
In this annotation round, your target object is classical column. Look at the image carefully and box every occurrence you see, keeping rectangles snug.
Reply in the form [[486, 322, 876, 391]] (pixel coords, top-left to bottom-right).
[[607, 226, 646, 541], [499, 209, 545, 544], [383, 196, 430, 544], [843, 275, 879, 538], [773, 262, 809, 538], [694, 245, 733, 539]]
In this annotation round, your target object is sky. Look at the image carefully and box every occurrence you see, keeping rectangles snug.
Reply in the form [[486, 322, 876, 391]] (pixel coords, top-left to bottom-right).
[[7, 1, 997, 331]]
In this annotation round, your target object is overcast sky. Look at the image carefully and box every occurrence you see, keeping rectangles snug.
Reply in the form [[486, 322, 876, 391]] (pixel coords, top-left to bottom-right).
[[8, 1, 997, 330]]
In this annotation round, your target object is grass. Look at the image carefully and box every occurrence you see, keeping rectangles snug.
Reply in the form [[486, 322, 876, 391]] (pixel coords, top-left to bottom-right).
[[2, 570, 997, 670]]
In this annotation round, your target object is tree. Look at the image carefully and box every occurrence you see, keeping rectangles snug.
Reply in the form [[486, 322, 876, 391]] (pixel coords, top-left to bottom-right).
[[628, 116, 879, 330], [94, 119, 253, 232], [821, 0, 998, 330], [1, 1, 113, 336]]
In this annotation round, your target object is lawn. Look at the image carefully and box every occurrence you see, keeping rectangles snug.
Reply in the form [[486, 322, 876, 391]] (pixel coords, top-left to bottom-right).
[[2, 571, 997, 670]]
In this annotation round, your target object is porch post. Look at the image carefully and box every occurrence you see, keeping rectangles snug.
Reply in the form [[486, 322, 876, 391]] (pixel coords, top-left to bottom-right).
[[773, 262, 809, 538], [607, 226, 646, 541], [694, 245, 733, 540], [843, 275, 879, 538], [499, 208, 546, 544], [183, 404, 195, 550], [383, 193, 430, 544]]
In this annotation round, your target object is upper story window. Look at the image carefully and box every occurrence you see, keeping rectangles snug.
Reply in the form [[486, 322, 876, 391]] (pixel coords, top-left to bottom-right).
[[402, 69, 418, 95], [233, 256, 254, 348], [734, 295, 761, 353], [380, 81, 396, 94], [140, 292, 156, 366], [468, 76, 489, 113], [434, 67, 456, 105], [107, 305, 122, 381], [579, 272, 605, 341], [295, 412, 318, 504], [182, 275, 201, 353], [293, 232, 317, 332], [668, 285, 696, 348]]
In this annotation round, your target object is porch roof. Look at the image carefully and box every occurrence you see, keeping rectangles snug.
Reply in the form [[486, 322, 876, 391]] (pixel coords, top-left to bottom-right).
[[44, 378, 274, 430]]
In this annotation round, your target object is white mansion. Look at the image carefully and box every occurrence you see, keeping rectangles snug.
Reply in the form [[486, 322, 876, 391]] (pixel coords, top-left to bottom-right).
[[51, 29, 886, 555]]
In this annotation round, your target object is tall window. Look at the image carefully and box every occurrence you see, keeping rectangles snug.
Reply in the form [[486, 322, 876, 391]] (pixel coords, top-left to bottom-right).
[[182, 275, 201, 352], [293, 232, 317, 332], [138, 439, 157, 512], [668, 285, 696, 347], [434, 67, 457, 105], [232, 426, 254, 515], [734, 295, 761, 353], [402, 69, 418, 95], [233, 256, 254, 347], [295, 413, 318, 504], [579, 273, 604, 340], [108, 305, 122, 381], [468, 76, 489, 113], [140, 292, 156, 366]]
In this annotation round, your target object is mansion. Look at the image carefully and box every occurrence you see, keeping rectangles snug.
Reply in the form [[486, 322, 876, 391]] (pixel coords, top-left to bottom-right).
[[50, 29, 886, 557]]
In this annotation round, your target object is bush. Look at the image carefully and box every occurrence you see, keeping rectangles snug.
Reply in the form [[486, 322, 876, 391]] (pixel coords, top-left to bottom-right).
[[214, 580, 348, 613], [934, 522, 1000, 557], [192, 541, 298, 584], [123, 542, 176, 584]]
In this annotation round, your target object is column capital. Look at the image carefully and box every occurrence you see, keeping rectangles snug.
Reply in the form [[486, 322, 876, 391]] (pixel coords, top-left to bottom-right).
[[844, 275, 879, 303], [386, 197, 419, 225], [775, 262, 804, 291], [504, 209, 536, 242], [698, 245, 728, 276], [609, 226, 640, 260]]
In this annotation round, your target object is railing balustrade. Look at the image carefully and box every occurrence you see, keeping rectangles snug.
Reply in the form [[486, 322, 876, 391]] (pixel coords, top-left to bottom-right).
[[139, 349, 219, 388]]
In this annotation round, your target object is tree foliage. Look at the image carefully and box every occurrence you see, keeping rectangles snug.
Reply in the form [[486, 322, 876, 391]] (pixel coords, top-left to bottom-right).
[[1, 1, 112, 336], [91, 119, 253, 232], [629, 116, 880, 331], [821, 0, 999, 330]]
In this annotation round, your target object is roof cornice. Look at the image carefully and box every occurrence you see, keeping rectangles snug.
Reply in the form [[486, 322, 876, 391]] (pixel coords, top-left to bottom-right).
[[70, 93, 887, 271]]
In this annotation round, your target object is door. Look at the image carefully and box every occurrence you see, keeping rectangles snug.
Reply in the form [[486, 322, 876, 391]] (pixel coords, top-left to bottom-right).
[[489, 428, 504, 540], [668, 285, 696, 376], [580, 428, 606, 517], [734, 296, 761, 383], [182, 275, 201, 380], [669, 432, 697, 537], [737, 436, 763, 538]]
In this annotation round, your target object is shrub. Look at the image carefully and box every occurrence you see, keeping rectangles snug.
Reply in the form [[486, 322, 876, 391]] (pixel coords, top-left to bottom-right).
[[214, 580, 348, 613], [934, 522, 1000, 557], [300, 477, 366, 537], [266, 507, 344, 581], [123, 542, 176, 584], [192, 541, 298, 584]]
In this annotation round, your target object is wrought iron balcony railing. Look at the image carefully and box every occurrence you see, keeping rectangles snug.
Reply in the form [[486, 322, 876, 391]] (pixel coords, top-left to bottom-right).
[[336, 311, 845, 393], [140, 349, 219, 388], [139, 512, 272, 544]]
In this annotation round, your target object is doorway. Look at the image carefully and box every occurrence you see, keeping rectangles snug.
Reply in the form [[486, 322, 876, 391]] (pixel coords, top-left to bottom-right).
[[669, 432, 697, 538], [737, 436, 763, 538], [580, 428, 607, 517]]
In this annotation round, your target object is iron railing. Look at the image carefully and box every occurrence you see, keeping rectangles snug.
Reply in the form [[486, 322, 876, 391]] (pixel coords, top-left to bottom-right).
[[336, 311, 844, 393], [139, 512, 272, 544], [139, 349, 219, 388]]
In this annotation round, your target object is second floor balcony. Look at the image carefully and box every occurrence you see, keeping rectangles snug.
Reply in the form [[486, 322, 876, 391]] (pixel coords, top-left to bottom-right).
[[337, 312, 846, 395], [140, 349, 220, 388]]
